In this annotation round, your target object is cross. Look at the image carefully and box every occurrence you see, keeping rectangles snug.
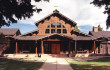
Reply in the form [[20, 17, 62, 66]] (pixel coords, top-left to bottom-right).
[[54, 5, 58, 9]]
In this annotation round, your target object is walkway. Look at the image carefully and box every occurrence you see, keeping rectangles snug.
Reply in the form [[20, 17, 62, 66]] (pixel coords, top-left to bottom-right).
[[39, 57, 73, 70]]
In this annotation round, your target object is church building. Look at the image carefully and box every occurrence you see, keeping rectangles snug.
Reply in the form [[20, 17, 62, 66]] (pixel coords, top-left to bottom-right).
[[1, 10, 110, 56]]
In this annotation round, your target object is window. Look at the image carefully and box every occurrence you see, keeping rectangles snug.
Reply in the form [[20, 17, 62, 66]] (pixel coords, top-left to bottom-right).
[[57, 23, 61, 28], [51, 23, 55, 28], [45, 23, 67, 34], [51, 29, 55, 33], [45, 29, 49, 34], [63, 29, 67, 33]]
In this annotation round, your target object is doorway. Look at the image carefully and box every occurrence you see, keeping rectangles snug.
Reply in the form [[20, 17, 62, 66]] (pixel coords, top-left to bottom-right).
[[51, 44, 60, 54]]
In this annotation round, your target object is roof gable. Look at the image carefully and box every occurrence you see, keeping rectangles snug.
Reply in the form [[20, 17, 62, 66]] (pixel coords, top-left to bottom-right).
[[89, 31, 110, 38], [71, 30, 91, 36], [0, 28, 20, 36], [35, 9, 77, 26]]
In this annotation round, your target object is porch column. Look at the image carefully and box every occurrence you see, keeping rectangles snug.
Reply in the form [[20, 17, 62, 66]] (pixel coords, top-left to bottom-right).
[[93, 40, 96, 54], [106, 41, 108, 55], [41, 40, 44, 54], [68, 41, 71, 54], [35, 41, 37, 54], [75, 40, 77, 53], [15, 41, 18, 54]]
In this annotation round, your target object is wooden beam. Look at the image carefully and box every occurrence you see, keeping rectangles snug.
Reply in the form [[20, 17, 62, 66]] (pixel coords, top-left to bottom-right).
[[75, 40, 77, 53], [106, 41, 108, 55], [35, 41, 37, 54], [68, 42, 71, 54], [94, 40, 96, 54], [15, 41, 18, 54], [41, 40, 44, 54], [43, 39, 61, 41]]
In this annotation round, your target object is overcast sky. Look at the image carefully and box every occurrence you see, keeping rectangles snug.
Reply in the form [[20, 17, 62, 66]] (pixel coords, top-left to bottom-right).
[[2, 0, 109, 34]]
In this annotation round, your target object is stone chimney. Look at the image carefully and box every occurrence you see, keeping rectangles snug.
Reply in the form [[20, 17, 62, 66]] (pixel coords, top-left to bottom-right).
[[93, 27, 98, 32]]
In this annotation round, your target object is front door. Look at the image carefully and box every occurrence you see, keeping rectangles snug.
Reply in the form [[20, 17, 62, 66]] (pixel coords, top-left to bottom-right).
[[51, 44, 60, 54]]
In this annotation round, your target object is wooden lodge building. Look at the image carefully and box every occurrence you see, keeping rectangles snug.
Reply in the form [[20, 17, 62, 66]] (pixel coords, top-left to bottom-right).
[[1, 10, 110, 55]]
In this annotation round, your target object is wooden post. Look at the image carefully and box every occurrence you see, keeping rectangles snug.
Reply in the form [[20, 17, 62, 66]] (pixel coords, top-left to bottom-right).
[[15, 41, 18, 54], [35, 41, 37, 54], [94, 40, 96, 54], [106, 41, 108, 55], [41, 40, 44, 54], [68, 41, 71, 54], [75, 40, 77, 53]]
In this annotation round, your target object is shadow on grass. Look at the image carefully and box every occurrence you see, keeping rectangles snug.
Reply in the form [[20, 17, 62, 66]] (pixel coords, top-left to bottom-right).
[[0, 58, 43, 70], [88, 57, 110, 62]]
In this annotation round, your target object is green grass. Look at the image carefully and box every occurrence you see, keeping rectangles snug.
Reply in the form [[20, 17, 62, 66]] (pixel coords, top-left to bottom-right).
[[0, 58, 44, 70], [67, 57, 110, 70]]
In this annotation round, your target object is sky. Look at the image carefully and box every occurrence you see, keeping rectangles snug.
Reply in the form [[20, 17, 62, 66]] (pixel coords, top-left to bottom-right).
[[2, 0, 109, 34]]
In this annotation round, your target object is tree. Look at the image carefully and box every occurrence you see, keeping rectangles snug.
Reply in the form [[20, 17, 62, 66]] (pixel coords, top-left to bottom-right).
[[0, 33, 8, 56], [91, 0, 110, 29], [98, 24, 103, 31], [0, 0, 49, 28], [74, 26, 80, 32]]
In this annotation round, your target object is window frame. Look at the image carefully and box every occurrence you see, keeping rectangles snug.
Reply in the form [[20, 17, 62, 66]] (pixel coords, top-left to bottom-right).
[[45, 23, 67, 34]]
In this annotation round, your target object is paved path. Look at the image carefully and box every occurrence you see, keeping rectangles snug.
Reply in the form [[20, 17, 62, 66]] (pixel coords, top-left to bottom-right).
[[39, 57, 73, 70]]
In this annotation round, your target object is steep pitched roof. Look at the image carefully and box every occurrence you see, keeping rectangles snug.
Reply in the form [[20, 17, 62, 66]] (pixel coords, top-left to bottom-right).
[[35, 9, 77, 26], [89, 31, 110, 38], [0, 28, 20, 36]]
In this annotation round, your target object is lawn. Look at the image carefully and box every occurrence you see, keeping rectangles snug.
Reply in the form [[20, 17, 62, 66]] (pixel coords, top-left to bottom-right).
[[0, 58, 44, 70], [66, 57, 110, 70]]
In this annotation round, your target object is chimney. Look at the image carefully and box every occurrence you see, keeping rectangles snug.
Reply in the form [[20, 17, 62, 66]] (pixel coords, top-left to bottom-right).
[[93, 27, 98, 32]]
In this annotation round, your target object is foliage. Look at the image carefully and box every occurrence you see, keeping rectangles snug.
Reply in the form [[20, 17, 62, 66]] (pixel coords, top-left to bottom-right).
[[0, 58, 43, 70], [0, 0, 49, 28], [98, 25, 103, 31], [74, 26, 80, 32], [91, 0, 110, 29], [0, 33, 8, 55]]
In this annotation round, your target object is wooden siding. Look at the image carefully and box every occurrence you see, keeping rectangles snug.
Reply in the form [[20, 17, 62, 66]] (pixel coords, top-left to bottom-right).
[[37, 16, 74, 35]]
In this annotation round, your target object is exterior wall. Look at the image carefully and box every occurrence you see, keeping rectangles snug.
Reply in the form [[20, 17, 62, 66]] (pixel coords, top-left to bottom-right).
[[99, 43, 110, 55], [37, 16, 74, 35], [108, 44, 110, 54]]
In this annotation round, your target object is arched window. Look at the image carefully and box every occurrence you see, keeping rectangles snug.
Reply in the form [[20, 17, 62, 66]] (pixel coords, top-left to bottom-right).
[[45, 23, 67, 34]]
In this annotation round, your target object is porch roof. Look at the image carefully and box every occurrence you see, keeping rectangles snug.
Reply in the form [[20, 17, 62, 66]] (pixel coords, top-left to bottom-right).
[[15, 33, 95, 41], [68, 36, 95, 41]]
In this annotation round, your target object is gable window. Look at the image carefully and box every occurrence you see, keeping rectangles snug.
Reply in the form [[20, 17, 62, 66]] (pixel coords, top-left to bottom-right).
[[45, 23, 67, 34]]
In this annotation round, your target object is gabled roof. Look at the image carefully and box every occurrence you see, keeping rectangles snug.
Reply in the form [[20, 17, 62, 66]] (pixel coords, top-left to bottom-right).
[[0, 28, 20, 36], [15, 33, 95, 41], [19, 29, 38, 36], [35, 9, 77, 26], [89, 31, 110, 38], [15, 33, 73, 41], [72, 30, 91, 37]]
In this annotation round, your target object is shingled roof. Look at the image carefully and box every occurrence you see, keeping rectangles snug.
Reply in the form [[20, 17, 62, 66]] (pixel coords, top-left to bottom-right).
[[35, 9, 77, 26], [16, 33, 73, 41], [89, 31, 110, 38], [0, 28, 20, 36], [72, 30, 91, 36], [68, 36, 95, 41], [15, 33, 95, 41]]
